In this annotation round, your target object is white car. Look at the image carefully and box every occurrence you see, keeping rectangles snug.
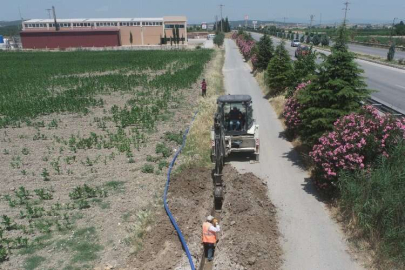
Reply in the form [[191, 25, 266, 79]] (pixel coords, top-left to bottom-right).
[[207, 34, 216, 40], [291, 39, 300, 47]]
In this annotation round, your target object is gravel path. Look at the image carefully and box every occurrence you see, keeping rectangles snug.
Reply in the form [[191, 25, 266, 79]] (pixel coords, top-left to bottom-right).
[[223, 38, 366, 270]]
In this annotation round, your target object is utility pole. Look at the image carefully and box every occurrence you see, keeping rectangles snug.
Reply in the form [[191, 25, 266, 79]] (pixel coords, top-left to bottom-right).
[[283, 17, 288, 28], [320, 13, 322, 27], [219, 4, 225, 32], [390, 17, 398, 42], [215, 15, 218, 32], [46, 9, 52, 19], [52, 6, 59, 31], [343, 1, 350, 25], [309, 15, 315, 34], [18, 6, 23, 20]]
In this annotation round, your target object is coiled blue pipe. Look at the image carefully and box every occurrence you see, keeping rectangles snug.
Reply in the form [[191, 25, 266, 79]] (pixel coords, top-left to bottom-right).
[[163, 111, 199, 270]]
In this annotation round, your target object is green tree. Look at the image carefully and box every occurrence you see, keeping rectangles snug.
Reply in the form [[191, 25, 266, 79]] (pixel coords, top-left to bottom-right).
[[225, 17, 230, 32], [213, 32, 225, 47], [312, 34, 320, 46], [321, 35, 330, 46], [297, 26, 371, 145], [266, 41, 293, 95], [256, 33, 275, 70], [295, 32, 299, 39], [387, 44, 395, 61], [290, 47, 317, 93], [305, 35, 311, 44], [175, 27, 180, 44], [164, 32, 167, 44], [300, 35, 305, 43], [129, 31, 133, 45], [172, 28, 176, 45], [394, 21, 405, 35]]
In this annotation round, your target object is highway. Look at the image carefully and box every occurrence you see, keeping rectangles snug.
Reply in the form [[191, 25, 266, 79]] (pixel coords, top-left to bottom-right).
[[347, 42, 405, 60], [250, 32, 405, 113], [224, 38, 365, 270]]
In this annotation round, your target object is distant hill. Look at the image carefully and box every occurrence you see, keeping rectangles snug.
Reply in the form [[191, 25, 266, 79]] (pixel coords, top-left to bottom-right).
[[0, 21, 22, 37], [0, 20, 23, 27]]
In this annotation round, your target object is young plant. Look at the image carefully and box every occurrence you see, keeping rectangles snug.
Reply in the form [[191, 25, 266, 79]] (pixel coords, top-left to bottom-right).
[[41, 168, 50, 181]]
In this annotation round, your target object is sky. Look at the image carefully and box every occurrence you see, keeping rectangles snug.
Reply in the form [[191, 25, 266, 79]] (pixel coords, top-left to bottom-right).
[[1, 0, 405, 24]]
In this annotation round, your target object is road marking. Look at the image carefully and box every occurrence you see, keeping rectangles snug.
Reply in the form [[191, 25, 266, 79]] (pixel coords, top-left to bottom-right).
[[396, 85, 405, 90]]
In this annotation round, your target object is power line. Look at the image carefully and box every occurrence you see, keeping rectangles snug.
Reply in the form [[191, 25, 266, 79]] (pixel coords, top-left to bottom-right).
[[343, 1, 350, 25]]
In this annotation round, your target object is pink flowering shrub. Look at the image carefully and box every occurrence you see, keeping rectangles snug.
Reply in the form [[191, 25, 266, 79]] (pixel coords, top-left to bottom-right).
[[283, 81, 311, 138], [310, 105, 405, 189], [232, 32, 256, 61]]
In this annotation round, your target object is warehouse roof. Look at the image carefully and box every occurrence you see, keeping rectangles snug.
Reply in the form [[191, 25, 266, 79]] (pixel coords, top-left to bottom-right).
[[20, 28, 119, 33], [24, 17, 187, 24]]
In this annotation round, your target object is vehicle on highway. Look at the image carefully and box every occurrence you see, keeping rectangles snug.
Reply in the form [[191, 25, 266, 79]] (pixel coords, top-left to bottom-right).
[[295, 45, 310, 58], [291, 39, 300, 47], [207, 34, 215, 40]]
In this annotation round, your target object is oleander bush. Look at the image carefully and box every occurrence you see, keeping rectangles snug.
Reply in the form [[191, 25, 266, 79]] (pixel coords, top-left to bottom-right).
[[310, 105, 405, 189]]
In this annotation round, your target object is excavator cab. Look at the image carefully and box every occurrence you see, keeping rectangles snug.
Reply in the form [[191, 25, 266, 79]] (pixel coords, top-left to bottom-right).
[[211, 95, 260, 161]]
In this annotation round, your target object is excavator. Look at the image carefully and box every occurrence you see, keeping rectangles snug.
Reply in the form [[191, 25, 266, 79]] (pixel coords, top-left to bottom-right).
[[211, 95, 259, 209]]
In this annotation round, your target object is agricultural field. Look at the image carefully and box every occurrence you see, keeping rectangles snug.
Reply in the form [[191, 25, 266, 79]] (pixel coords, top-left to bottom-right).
[[0, 49, 212, 269]]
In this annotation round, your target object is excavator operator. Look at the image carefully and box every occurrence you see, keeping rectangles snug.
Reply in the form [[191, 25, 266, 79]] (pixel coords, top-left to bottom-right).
[[229, 106, 243, 131]]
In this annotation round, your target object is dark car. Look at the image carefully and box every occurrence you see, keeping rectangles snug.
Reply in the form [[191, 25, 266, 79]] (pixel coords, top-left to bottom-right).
[[295, 45, 310, 58]]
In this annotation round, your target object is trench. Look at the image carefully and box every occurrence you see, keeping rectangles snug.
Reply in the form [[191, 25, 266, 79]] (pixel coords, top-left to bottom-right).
[[198, 169, 224, 270]]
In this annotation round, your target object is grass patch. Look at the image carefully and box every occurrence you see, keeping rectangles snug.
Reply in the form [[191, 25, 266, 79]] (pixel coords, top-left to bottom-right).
[[24, 255, 46, 270], [56, 227, 103, 265], [182, 48, 225, 169]]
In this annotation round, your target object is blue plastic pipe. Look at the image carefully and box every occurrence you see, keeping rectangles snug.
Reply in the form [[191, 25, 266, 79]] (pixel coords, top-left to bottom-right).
[[163, 111, 199, 270]]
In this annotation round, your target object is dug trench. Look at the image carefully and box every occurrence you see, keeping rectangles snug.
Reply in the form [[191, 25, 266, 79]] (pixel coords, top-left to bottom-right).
[[129, 165, 282, 270]]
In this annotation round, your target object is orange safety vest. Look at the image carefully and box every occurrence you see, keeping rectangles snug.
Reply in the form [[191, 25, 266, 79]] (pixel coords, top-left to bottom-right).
[[202, 222, 217, 244]]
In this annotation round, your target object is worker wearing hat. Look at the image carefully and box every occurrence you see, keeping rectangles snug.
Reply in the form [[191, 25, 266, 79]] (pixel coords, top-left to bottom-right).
[[202, 215, 220, 261]]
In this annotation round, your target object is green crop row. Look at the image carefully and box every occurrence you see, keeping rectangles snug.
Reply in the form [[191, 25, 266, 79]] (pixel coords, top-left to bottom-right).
[[0, 50, 212, 128]]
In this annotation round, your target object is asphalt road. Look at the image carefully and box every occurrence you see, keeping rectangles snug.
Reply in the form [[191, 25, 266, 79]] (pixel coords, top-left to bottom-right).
[[224, 38, 365, 270], [250, 32, 405, 113], [347, 42, 405, 60]]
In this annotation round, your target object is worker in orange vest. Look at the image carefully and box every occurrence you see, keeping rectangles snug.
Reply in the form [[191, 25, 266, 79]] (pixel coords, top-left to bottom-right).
[[202, 215, 220, 261]]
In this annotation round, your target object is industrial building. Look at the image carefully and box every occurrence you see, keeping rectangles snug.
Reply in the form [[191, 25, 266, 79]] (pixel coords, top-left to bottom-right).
[[20, 16, 187, 49]]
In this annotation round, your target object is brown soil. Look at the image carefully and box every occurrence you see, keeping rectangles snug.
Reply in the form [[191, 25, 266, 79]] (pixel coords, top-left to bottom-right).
[[0, 83, 200, 270], [127, 166, 282, 270]]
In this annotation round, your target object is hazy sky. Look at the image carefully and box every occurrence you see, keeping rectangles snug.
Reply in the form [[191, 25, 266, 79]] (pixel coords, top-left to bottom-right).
[[1, 0, 405, 24]]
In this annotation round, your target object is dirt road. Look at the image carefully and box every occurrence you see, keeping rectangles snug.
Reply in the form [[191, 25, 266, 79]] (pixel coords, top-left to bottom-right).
[[223, 39, 365, 270]]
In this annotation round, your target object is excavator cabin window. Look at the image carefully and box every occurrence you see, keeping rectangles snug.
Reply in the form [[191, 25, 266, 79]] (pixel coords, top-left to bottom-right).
[[223, 103, 248, 131]]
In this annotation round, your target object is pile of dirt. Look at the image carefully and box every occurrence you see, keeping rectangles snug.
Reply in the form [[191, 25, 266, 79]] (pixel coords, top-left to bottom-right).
[[127, 165, 282, 270], [213, 166, 282, 270], [128, 167, 213, 269]]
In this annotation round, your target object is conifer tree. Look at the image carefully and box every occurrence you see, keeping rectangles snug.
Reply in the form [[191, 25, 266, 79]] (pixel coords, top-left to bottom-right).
[[297, 26, 371, 145], [387, 44, 395, 61], [312, 34, 320, 46], [295, 32, 299, 39], [321, 35, 329, 46], [305, 35, 311, 44], [300, 35, 305, 43], [266, 41, 293, 95], [176, 27, 180, 44], [256, 34, 275, 70], [291, 47, 317, 89], [129, 31, 133, 45]]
